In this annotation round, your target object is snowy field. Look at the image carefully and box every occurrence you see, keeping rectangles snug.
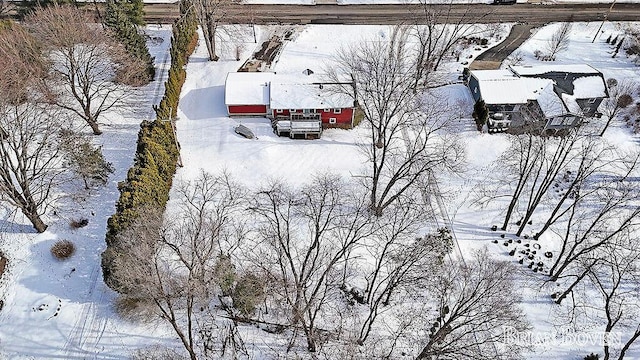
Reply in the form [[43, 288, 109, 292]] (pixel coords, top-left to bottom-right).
[[1, 19, 640, 359]]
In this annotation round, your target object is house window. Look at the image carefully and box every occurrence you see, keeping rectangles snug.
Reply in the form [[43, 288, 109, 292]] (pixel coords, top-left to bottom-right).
[[588, 98, 597, 104], [329, 118, 337, 124], [324, 108, 330, 112], [334, 109, 342, 114], [290, 109, 297, 113], [276, 109, 283, 113]]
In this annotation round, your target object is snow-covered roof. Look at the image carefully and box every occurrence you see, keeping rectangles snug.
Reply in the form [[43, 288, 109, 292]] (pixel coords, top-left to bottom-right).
[[471, 69, 516, 81], [572, 76, 607, 98], [510, 64, 601, 76], [225, 72, 274, 106], [270, 82, 354, 109], [472, 70, 553, 105], [537, 83, 569, 118], [561, 93, 583, 114], [472, 71, 531, 104]]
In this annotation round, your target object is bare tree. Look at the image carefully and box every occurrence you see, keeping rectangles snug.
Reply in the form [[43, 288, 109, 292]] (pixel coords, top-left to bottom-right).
[[414, 250, 530, 360], [0, 103, 66, 233], [411, 1, 488, 88], [192, 0, 244, 61], [548, 157, 640, 291], [0, 23, 50, 105], [27, 5, 145, 135], [0, 24, 65, 233], [356, 197, 451, 345], [588, 248, 640, 360], [599, 78, 637, 136], [249, 174, 374, 352], [329, 30, 464, 216], [110, 171, 247, 360], [478, 132, 580, 235], [546, 21, 572, 60], [531, 137, 613, 239]]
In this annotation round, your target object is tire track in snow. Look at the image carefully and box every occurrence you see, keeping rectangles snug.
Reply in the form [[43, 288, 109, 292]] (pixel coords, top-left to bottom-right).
[[62, 47, 172, 360]]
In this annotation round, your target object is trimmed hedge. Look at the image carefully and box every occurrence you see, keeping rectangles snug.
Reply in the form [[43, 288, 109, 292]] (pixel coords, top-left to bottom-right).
[[102, 0, 198, 291]]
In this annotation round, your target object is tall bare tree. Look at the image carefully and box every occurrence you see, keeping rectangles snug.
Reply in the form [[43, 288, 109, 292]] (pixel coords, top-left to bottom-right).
[[411, 1, 488, 88], [548, 160, 640, 293], [111, 172, 247, 360], [546, 21, 572, 60], [329, 29, 464, 216], [588, 248, 640, 360], [250, 174, 374, 352], [0, 103, 66, 233], [0, 23, 64, 233], [414, 250, 530, 360], [476, 133, 574, 235], [27, 5, 145, 135], [599, 78, 637, 136], [356, 197, 450, 345], [192, 0, 243, 61]]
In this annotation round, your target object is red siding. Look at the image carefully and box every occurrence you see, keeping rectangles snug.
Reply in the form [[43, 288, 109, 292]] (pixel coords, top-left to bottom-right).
[[320, 108, 353, 126], [271, 108, 354, 128], [228, 105, 267, 115]]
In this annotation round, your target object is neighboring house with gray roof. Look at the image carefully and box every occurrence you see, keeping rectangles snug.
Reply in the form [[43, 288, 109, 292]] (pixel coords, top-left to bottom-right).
[[466, 64, 608, 134]]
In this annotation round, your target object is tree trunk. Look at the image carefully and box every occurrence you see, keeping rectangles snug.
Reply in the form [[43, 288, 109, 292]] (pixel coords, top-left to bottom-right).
[[599, 116, 614, 137], [87, 119, 102, 135], [24, 211, 48, 233], [553, 268, 590, 305]]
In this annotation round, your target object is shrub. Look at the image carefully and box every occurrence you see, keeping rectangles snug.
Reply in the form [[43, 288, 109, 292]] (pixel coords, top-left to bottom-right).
[[0, 251, 7, 280], [131, 345, 186, 360], [232, 273, 265, 316], [214, 255, 236, 296], [584, 353, 600, 360], [69, 218, 89, 229], [473, 100, 489, 131], [51, 240, 75, 260], [115, 295, 156, 322], [618, 94, 633, 108]]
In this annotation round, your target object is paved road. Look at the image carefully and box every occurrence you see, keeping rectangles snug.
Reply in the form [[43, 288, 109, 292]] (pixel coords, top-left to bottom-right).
[[470, 24, 535, 69], [142, 3, 640, 25]]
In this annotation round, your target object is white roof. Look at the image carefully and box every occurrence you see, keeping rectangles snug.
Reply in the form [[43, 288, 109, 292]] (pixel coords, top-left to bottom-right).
[[561, 93, 583, 114], [537, 84, 569, 118], [471, 69, 516, 81], [510, 64, 600, 76], [225, 72, 274, 106], [572, 76, 607, 98], [270, 82, 353, 109], [472, 71, 530, 104], [473, 70, 553, 105]]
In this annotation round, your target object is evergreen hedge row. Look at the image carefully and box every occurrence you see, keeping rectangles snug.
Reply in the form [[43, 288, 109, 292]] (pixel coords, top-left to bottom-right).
[[105, 0, 155, 82], [102, 0, 198, 291]]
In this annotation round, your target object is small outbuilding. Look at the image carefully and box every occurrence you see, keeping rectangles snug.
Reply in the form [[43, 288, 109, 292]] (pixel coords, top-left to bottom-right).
[[224, 72, 274, 116]]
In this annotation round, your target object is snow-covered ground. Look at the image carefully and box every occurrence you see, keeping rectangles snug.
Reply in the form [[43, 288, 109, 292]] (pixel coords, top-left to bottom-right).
[[1, 20, 639, 359], [0, 26, 178, 360]]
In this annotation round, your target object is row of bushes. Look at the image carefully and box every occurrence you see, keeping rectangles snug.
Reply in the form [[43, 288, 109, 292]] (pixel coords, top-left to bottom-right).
[[102, 0, 198, 291]]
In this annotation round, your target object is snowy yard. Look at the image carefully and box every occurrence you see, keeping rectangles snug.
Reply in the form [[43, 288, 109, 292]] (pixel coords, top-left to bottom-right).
[[1, 19, 640, 360]]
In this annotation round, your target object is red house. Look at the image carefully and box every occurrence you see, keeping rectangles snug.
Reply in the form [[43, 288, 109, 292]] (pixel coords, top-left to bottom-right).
[[225, 72, 274, 116], [269, 82, 355, 128], [225, 72, 356, 138]]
